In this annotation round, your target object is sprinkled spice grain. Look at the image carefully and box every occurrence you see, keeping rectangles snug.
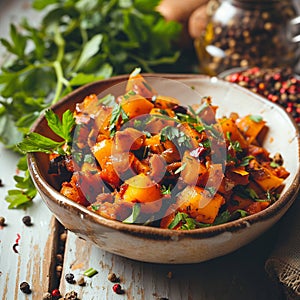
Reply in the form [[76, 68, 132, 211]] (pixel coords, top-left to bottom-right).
[[22, 215, 32, 226], [13, 233, 21, 254], [20, 281, 31, 294], [60, 232, 67, 243], [56, 253, 63, 263], [112, 283, 124, 294], [42, 292, 52, 300], [64, 290, 78, 300], [0, 216, 5, 226], [107, 272, 119, 282], [0, 179, 3, 187], [224, 67, 300, 124], [77, 276, 86, 286], [65, 272, 76, 284], [51, 288, 61, 298]]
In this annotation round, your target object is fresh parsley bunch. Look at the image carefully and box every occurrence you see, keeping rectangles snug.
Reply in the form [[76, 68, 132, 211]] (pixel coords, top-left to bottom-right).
[[0, 0, 185, 208]]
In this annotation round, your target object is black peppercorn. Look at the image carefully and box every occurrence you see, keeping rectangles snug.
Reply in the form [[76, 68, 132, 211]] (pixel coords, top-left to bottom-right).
[[65, 272, 75, 284], [20, 281, 31, 294], [22, 216, 32, 226], [197, 0, 299, 75]]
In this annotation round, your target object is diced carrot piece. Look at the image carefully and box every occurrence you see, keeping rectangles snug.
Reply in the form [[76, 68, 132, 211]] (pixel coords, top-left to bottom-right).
[[121, 95, 154, 119], [92, 139, 113, 169], [176, 186, 225, 224], [219, 117, 248, 149], [236, 115, 266, 144]]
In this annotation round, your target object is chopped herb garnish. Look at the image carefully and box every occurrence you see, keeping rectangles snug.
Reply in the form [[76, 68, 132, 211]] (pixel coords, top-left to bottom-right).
[[161, 185, 172, 195], [239, 155, 255, 167], [123, 90, 136, 100], [168, 212, 210, 230], [123, 203, 141, 224], [206, 187, 216, 196], [160, 126, 191, 148], [91, 205, 100, 211], [84, 154, 95, 164], [226, 131, 242, 153], [176, 112, 198, 124], [109, 104, 129, 137], [270, 161, 280, 168], [213, 210, 231, 225], [174, 162, 187, 174], [83, 268, 98, 278], [98, 94, 115, 106], [249, 115, 263, 123]]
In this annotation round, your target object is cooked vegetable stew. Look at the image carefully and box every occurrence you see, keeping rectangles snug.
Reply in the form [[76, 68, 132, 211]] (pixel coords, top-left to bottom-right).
[[34, 70, 290, 229]]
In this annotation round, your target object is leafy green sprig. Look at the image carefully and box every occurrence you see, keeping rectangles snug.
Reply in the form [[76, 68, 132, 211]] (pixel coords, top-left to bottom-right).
[[6, 109, 75, 208], [17, 109, 75, 155], [0, 0, 185, 208]]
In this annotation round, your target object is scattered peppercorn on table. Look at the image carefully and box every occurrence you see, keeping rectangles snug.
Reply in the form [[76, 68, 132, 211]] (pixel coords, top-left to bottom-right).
[[0, 1, 299, 300]]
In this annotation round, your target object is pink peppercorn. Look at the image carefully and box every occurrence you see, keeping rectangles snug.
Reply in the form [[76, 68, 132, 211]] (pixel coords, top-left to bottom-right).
[[51, 289, 61, 298], [112, 283, 124, 294], [224, 67, 300, 125]]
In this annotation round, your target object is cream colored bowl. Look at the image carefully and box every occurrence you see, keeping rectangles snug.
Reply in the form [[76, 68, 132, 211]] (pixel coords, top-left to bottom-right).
[[28, 74, 300, 264]]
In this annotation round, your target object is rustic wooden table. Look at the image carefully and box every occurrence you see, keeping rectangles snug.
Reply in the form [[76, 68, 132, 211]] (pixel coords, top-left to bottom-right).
[[0, 1, 291, 299]]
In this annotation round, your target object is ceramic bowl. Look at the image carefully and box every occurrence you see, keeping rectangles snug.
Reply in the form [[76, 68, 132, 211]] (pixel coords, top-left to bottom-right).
[[28, 74, 300, 264]]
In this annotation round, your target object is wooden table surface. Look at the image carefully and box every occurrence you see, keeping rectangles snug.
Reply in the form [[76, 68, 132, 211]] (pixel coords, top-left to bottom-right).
[[0, 1, 292, 299]]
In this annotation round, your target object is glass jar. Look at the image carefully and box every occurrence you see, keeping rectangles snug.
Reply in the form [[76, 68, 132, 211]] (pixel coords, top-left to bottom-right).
[[195, 0, 300, 75]]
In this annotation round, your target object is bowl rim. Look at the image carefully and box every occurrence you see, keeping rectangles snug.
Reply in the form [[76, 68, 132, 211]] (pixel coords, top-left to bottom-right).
[[28, 73, 300, 239]]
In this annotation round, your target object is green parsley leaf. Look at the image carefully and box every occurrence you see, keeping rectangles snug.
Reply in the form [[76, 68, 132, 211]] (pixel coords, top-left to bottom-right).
[[123, 203, 141, 224], [0, 0, 188, 208], [17, 132, 65, 154], [45, 109, 75, 143], [161, 185, 172, 195], [239, 155, 255, 167], [213, 210, 231, 225], [249, 115, 263, 123], [109, 104, 129, 137], [270, 161, 280, 168], [75, 34, 103, 72], [91, 204, 100, 211], [226, 131, 242, 153], [168, 212, 186, 229], [168, 212, 210, 230], [174, 162, 187, 175], [160, 126, 191, 148]]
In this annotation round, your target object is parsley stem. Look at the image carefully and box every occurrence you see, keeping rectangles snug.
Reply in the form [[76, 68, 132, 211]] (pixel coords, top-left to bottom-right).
[[53, 25, 65, 63], [51, 61, 70, 105]]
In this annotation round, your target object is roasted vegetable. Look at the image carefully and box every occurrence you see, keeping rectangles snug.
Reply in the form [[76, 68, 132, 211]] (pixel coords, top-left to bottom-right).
[[19, 69, 289, 229]]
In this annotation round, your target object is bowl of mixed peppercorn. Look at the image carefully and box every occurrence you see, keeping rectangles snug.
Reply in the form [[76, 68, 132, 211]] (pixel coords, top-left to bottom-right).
[[26, 72, 300, 263], [220, 67, 300, 125]]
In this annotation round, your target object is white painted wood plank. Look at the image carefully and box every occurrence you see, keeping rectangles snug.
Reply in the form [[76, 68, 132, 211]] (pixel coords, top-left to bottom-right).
[[0, 145, 58, 299], [60, 229, 282, 300]]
